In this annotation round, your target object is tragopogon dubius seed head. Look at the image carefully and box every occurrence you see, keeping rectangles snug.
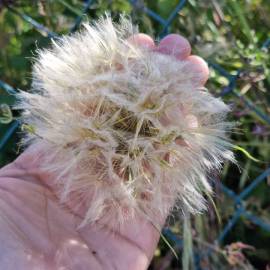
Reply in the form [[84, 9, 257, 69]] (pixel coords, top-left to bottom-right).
[[17, 15, 234, 228]]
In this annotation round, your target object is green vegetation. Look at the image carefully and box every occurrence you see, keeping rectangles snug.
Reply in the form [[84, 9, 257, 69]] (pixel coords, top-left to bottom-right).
[[0, 1, 269, 269]]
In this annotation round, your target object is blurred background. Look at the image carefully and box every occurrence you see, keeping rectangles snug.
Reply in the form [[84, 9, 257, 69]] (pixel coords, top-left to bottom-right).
[[0, 0, 269, 269]]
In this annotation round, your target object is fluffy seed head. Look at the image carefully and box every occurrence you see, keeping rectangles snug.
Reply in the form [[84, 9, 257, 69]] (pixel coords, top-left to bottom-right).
[[18, 15, 233, 227]]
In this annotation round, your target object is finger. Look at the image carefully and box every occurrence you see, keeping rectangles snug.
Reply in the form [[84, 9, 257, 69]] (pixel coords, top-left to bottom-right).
[[156, 34, 191, 60], [127, 33, 156, 49], [184, 55, 209, 86]]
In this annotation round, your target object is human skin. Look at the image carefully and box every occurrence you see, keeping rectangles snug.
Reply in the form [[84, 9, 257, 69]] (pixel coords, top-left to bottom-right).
[[0, 33, 209, 270]]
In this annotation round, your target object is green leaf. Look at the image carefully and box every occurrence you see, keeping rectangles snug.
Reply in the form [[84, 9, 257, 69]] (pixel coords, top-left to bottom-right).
[[0, 104, 13, 124], [234, 145, 261, 163], [182, 215, 194, 270]]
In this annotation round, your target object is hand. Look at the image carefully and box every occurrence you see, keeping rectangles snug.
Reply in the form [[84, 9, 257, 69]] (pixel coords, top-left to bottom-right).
[[0, 34, 209, 270]]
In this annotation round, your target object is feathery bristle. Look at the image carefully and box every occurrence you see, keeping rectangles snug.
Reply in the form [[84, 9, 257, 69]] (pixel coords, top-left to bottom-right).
[[17, 15, 234, 227]]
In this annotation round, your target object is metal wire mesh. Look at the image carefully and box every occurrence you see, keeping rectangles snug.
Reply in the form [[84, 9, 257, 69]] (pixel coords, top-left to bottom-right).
[[0, 1, 269, 269]]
